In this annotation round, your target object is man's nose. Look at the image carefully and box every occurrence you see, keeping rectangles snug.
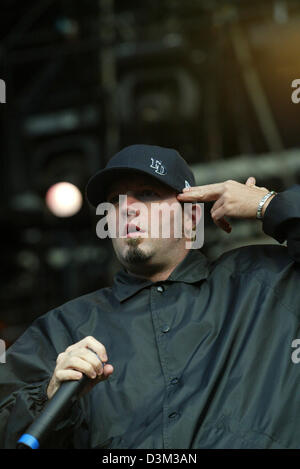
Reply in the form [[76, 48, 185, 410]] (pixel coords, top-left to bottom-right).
[[120, 192, 141, 217]]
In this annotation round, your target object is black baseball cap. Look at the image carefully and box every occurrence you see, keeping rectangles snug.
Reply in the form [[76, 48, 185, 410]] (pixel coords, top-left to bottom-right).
[[85, 144, 196, 208]]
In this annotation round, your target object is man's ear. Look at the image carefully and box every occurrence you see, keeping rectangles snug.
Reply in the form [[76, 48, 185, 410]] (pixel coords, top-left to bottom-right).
[[191, 203, 202, 230], [184, 203, 204, 249], [182, 202, 202, 238]]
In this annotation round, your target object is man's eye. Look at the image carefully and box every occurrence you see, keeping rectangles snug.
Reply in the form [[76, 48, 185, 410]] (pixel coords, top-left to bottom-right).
[[140, 190, 158, 198], [108, 195, 119, 204]]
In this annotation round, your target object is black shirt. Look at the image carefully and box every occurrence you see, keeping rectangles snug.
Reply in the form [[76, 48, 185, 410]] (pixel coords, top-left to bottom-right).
[[0, 185, 300, 449]]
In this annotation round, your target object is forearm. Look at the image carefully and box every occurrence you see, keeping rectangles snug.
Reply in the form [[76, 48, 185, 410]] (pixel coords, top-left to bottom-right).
[[262, 184, 300, 262], [0, 312, 84, 448]]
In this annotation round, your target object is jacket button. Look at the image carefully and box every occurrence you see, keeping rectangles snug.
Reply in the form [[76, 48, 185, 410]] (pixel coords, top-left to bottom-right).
[[161, 324, 170, 333], [157, 286, 164, 293], [168, 412, 178, 419], [170, 377, 179, 385]]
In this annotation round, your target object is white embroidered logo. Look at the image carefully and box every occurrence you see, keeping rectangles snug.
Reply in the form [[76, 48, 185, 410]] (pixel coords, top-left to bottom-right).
[[150, 158, 167, 175], [184, 180, 191, 188]]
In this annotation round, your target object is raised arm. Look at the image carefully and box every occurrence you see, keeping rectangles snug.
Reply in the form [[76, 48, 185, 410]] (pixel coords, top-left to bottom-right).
[[177, 179, 300, 263]]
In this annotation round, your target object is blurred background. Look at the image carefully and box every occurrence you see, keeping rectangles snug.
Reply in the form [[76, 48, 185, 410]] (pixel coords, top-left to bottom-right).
[[0, 0, 300, 347]]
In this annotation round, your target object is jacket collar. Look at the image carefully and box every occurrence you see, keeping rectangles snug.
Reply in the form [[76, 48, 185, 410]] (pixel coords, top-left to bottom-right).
[[112, 249, 210, 302]]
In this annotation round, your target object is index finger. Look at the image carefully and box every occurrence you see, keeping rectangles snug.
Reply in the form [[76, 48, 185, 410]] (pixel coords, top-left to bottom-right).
[[177, 182, 225, 200], [78, 336, 108, 363], [87, 347, 104, 369], [183, 182, 225, 193]]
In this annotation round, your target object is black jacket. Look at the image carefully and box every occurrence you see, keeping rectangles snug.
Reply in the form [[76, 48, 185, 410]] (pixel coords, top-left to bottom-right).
[[0, 185, 300, 449]]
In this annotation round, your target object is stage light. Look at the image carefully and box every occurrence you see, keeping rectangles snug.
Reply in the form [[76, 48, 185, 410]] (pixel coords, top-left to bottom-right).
[[45, 182, 82, 218]]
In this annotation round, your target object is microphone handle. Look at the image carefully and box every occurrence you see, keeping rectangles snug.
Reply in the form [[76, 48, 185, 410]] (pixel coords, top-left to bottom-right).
[[17, 374, 90, 449]]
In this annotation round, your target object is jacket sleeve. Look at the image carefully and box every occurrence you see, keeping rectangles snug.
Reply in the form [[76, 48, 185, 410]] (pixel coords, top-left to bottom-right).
[[262, 184, 300, 263], [0, 310, 84, 448]]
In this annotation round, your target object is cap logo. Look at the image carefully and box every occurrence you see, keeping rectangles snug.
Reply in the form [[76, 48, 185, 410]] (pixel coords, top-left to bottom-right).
[[185, 180, 191, 188], [150, 157, 167, 176]]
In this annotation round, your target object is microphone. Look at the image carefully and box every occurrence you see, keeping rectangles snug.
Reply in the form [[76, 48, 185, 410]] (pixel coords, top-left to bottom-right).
[[17, 374, 90, 449]]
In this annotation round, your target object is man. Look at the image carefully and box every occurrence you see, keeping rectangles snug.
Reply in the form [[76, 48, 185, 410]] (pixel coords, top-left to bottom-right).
[[0, 144, 299, 449]]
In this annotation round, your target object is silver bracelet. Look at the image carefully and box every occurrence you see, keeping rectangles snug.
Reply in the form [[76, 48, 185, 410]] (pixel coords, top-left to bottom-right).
[[256, 191, 277, 220]]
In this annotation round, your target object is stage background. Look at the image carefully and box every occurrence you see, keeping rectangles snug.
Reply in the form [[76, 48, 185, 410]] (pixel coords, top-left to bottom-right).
[[0, 0, 299, 347]]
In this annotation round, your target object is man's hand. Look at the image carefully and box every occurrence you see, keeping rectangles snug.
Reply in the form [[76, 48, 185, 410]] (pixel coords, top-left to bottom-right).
[[47, 336, 114, 399], [177, 177, 276, 233]]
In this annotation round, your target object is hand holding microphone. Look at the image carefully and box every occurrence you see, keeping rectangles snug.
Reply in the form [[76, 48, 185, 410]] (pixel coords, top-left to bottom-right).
[[17, 336, 114, 449], [47, 336, 114, 399]]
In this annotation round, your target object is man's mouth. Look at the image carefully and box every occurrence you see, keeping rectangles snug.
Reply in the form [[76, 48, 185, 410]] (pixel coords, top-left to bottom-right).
[[125, 223, 145, 238]]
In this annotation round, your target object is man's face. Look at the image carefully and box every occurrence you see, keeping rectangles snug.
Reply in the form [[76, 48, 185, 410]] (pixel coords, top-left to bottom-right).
[[105, 172, 191, 272]]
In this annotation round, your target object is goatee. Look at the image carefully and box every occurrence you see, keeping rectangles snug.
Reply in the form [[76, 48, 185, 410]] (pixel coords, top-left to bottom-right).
[[124, 239, 151, 264]]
